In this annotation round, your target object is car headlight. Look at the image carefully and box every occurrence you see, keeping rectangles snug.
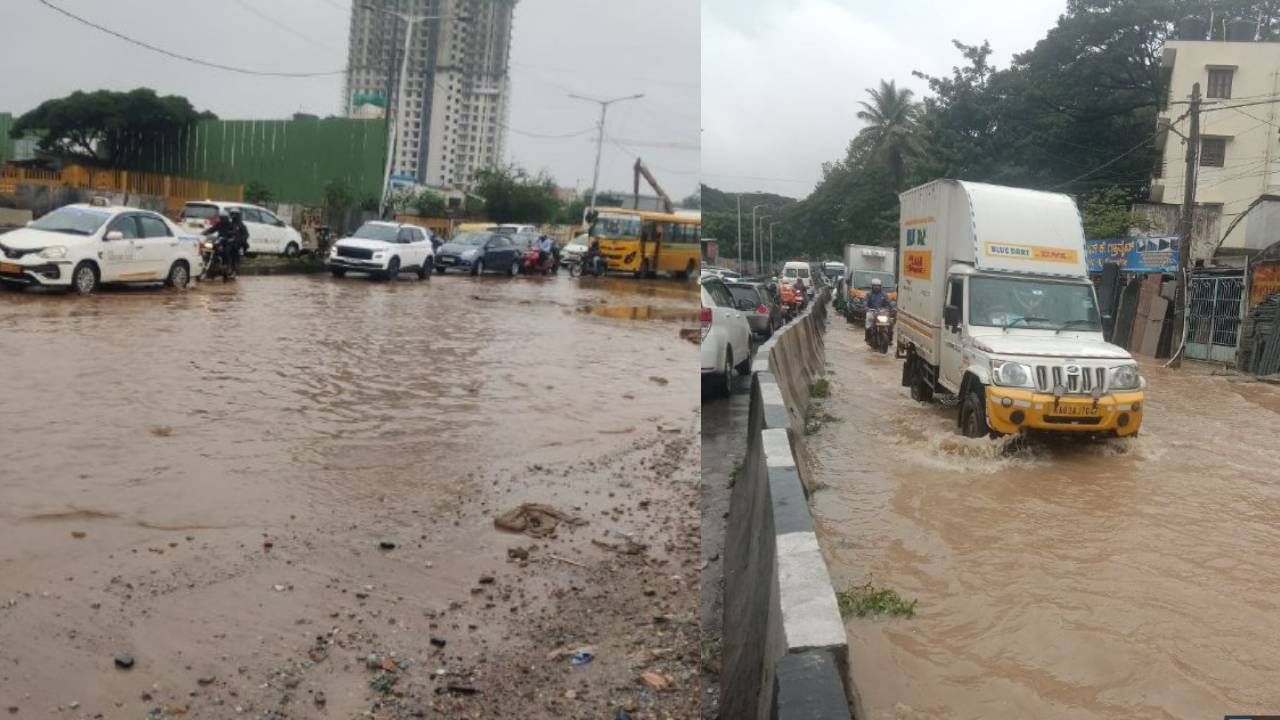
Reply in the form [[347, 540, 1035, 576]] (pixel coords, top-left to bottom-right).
[[463, 249, 478, 258], [991, 360, 1034, 388], [1108, 363, 1142, 390], [39, 246, 67, 259], [373, 252, 385, 259]]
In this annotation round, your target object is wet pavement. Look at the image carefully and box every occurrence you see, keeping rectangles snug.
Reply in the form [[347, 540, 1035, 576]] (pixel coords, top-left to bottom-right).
[[0, 273, 701, 719], [806, 320, 1280, 719]]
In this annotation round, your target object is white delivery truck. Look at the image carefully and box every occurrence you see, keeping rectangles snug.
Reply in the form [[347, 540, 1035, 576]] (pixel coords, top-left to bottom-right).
[[896, 180, 1145, 438], [843, 244, 897, 323]]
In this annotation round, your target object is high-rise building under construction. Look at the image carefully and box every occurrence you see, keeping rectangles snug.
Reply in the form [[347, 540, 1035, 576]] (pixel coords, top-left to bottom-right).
[[344, 0, 514, 190]]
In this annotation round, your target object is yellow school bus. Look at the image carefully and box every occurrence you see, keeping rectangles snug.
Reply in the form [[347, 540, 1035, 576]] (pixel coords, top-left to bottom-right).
[[590, 208, 701, 278]]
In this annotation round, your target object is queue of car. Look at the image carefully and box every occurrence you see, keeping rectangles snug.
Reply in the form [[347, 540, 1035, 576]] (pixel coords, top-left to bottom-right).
[[0, 198, 578, 294]]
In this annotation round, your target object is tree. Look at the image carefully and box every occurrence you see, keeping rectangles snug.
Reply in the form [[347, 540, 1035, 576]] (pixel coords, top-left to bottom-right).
[[680, 189, 701, 210], [1080, 186, 1156, 240], [323, 179, 355, 230], [851, 80, 921, 189], [411, 189, 446, 217], [471, 165, 560, 223], [10, 88, 214, 163], [245, 181, 275, 206]]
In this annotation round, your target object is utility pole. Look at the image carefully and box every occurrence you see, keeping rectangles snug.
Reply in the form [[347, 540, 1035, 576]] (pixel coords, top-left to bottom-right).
[[768, 221, 780, 274], [736, 194, 742, 271], [751, 204, 765, 275], [757, 215, 772, 272], [364, 3, 467, 218], [1171, 81, 1201, 369], [569, 92, 644, 220]]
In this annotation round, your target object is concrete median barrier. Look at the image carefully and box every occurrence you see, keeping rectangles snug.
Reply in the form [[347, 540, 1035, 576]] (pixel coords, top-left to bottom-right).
[[721, 289, 855, 720]]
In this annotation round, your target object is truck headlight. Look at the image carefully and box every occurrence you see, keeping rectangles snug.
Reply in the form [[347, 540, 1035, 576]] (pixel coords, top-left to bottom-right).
[[991, 360, 1034, 388], [1109, 364, 1142, 390], [39, 246, 67, 259]]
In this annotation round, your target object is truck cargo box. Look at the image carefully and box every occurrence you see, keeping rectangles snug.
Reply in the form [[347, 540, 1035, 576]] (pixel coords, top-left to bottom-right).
[[897, 180, 1089, 366]]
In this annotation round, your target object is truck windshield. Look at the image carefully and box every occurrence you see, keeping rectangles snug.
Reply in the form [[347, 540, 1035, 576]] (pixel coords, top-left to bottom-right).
[[852, 271, 895, 289], [969, 276, 1101, 331]]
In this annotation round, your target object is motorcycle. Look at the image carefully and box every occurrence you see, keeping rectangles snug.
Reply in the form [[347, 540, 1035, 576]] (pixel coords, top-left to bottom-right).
[[570, 254, 607, 278], [519, 247, 558, 275], [866, 307, 895, 354], [199, 236, 238, 282], [778, 283, 802, 321]]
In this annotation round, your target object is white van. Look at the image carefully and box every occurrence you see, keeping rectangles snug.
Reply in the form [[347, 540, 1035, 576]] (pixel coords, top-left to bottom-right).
[[781, 261, 813, 296]]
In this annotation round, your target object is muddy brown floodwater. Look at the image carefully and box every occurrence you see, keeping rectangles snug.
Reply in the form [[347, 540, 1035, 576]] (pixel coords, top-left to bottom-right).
[[807, 322, 1280, 720], [0, 274, 701, 719]]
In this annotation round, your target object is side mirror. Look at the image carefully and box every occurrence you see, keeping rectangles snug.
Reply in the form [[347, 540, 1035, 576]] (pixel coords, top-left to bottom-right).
[[944, 304, 961, 328], [275, 220, 285, 228], [105, 231, 124, 242]]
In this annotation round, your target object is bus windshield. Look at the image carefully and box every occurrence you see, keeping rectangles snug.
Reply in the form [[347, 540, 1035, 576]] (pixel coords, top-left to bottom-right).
[[593, 214, 641, 239], [969, 276, 1101, 331]]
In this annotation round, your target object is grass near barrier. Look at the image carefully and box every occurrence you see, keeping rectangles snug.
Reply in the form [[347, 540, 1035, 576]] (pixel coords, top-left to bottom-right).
[[809, 378, 831, 398], [837, 582, 917, 619]]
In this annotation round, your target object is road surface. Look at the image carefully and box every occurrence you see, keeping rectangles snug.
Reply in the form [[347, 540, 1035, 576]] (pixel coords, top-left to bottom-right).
[[807, 319, 1280, 719], [0, 273, 701, 719]]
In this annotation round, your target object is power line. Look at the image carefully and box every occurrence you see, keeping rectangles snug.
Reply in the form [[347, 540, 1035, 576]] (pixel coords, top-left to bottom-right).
[[607, 136, 699, 151], [1047, 111, 1189, 191], [34, 0, 351, 77], [608, 139, 698, 175], [231, 0, 343, 53], [502, 124, 596, 140]]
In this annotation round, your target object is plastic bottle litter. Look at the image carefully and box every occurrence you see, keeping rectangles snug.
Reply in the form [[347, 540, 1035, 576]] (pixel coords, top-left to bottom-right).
[[570, 651, 594, 666]]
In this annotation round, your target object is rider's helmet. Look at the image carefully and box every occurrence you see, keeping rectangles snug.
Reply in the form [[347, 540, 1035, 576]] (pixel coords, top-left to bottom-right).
[[871, 277, 882, 288], [228, 208, 242, 220]]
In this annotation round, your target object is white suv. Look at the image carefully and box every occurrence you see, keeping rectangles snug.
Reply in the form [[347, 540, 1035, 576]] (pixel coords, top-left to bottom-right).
[[328, 221, 435, 281], [180, 201, 305, 257], [0, 200, 203, 294], [700, 274, 754, 397]]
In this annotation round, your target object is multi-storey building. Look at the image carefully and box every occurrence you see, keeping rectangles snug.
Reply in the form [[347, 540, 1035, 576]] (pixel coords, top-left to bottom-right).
[[344, 0, 514, 190], [1151, 16, 1280, 260]]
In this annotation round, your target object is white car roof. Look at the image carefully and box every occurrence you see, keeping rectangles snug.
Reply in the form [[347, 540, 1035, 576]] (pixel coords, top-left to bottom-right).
[[65, 203, 164, 216]]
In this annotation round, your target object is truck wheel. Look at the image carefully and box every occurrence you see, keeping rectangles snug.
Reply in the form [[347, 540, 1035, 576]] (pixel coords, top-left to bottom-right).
[[959, 387, 991, 438]]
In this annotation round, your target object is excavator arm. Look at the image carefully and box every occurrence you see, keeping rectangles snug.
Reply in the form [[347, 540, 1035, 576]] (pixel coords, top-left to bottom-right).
[[633, 158, 675, 214]]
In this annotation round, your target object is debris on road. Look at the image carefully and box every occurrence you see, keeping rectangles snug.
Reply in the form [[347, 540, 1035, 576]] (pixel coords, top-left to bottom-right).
[[493, 503, 586, 537]]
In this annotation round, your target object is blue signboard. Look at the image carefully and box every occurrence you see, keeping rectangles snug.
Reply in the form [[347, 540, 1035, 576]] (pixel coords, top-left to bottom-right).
[[1086, 235, 1180, 274]]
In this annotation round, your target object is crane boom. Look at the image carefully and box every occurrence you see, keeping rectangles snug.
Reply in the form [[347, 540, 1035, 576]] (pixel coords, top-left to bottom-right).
[[633, 158, 675, 214]]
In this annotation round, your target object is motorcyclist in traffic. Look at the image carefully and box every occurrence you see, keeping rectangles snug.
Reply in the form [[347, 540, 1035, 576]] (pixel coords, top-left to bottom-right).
[[864, 276, 892, 341], [580, 236, 603, 275], [202, 209, 249, 276], [537, 234, 554, 268]]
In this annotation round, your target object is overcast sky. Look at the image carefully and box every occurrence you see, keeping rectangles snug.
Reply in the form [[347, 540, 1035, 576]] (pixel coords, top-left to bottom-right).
[[1, 0, 699, 198], [702, 0, 1066, 198]]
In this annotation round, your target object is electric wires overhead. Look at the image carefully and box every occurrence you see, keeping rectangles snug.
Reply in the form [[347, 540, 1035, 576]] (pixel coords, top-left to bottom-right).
[[34, 0, 352, 77]]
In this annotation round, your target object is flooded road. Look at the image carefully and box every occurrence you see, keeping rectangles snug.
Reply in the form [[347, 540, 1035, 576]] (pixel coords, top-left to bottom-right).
[[806, 322, 1280, 719], [0, 274, 701, 718]]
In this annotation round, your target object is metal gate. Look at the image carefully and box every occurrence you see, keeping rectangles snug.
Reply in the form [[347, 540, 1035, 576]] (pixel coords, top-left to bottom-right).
[[1187, 273, 1245, 362]]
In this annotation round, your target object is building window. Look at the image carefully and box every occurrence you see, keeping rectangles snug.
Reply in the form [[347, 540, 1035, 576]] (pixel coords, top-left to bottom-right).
[[1207, 68, 1234, 99], [1200, 137, 1227, 167]]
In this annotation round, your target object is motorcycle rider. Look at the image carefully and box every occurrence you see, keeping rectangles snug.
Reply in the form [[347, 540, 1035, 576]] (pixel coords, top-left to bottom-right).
[[580, 236, 604, 275], [864, 276, 892, 342], [537, 234, 554, 268], [202, 208, 250, 277]]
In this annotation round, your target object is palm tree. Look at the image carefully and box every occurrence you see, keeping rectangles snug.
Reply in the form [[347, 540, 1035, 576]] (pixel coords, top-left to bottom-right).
[[852, 80, 920, 189]]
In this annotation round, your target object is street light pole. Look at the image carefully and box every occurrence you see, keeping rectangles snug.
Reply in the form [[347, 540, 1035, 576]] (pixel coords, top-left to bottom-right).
[[751, 204, 765, 274], [768, 221, 780, 274], [757, 215, 772, 272], [736, 194, 742, 272], [362, 4, 466, 218], [568, 92, 644, 220]]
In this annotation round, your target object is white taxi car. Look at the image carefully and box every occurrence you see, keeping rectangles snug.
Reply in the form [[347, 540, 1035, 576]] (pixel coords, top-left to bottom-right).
[[0, 200, 203, 294], [328, 221, 435, 281], [179, 200, 305, 257]]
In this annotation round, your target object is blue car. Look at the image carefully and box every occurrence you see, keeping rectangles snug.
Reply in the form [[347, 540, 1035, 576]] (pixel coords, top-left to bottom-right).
[[434, 231, 521, 276]]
